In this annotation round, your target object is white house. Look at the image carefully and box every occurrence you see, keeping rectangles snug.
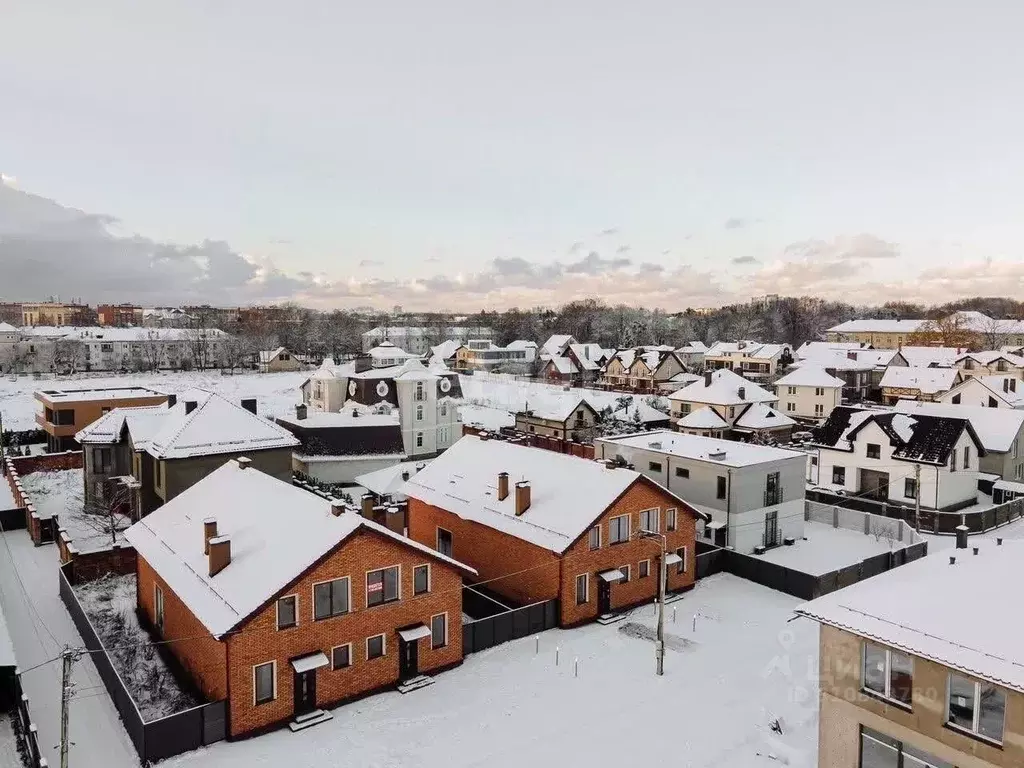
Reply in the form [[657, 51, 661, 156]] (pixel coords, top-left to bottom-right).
[[954, 350, 1024, 380], [367, 341, 418, 368], [773, 367, 845, 423], [703, 341, 792, 382], [938, 374, 1024, 409], [811, 406, 984, 511], [595, 430, 807, 554]]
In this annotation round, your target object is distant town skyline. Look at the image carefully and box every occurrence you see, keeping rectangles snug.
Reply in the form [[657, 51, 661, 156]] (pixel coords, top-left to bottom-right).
[[3, 1, 1024, 311]]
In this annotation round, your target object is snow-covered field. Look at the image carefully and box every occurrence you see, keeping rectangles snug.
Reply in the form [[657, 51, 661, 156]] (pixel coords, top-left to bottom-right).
[[460, 372, 669, 418], [0, 475, 14, 512], [167, 574, 819, 768], [0, 370, 308, 432], [457, 403, 515, 431], [759, 521, 907, 576], [75, 573, 201, 721]]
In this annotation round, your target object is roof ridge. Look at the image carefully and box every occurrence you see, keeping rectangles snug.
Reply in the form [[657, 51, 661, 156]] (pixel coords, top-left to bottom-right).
[[151, 390, 214, 453]]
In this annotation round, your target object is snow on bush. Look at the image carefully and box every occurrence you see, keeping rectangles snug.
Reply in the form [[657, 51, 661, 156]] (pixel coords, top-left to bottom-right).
[[74, 574, 200, 721]]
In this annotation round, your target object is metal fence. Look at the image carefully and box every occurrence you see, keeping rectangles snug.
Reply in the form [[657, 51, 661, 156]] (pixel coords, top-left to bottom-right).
[[4, 672, 45, 766], [58, 563, 226, 763], [463, 599, 559, 654], [805, 501, 925, 547]]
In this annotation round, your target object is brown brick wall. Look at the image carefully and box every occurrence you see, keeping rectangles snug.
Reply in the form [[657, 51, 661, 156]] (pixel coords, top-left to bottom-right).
[[11, 451, 84, 476]]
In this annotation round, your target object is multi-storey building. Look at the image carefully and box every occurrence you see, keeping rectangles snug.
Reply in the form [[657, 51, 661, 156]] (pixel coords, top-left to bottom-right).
[[703, 341, 792, 382], [36, 386, 169, 452], [21, 301, 94, 327], [96, 304, 143, 327], [773, 366, 845, 423], [19, 326, 230, 371], [362, 326, 495, 355]]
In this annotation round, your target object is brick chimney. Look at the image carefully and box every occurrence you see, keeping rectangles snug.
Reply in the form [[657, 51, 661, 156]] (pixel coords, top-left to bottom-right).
[[166, 394, 177, 409], [208, 535, 231, 576], [738, 386, 746, 400], [330, 499, 346, 517], [361, 494, 375, 518], [497, 472, 509, 501], [185, 400, 198, 415], [295, 403, 308, 420], [203, 517, 217, 554], [704, 371, 713, 386], [236, 457, 252, 470], [240, 398, 257, 415], [514, 481, 531, 516]]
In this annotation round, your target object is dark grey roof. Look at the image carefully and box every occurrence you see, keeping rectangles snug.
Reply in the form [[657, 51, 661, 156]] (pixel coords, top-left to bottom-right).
[[275, 420, 404, 457]]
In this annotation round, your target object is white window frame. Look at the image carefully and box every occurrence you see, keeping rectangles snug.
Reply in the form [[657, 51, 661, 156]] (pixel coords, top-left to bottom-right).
[[154, 584, 165, 631], [638, 559, 650, 578], [861, 642, 913, 708], [416, 432, 424, 448], [619, 564, 630, 583], [312, 576, 351, 621], [666, 508, 677, 532], [945, 673, 1005, 743], [365, 564, 402, 608], [413, 563, 431, 595], [608, 514, 631, 544], [430, 612, 448, 650], [675, 546, 687, 574], [575, 573, 589, 604], [276, 593, 298, 630], [331, 643, 352, 670], [253, 660, 277, 705], [416, 404, 423, 421], [366, 633, 387, 660], [639, 508, 660, 534]]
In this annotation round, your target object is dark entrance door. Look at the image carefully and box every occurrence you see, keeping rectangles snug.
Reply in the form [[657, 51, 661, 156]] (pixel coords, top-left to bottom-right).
[[293, 670, 316, 716], [763, 509, 780, 548], [859, 469, 890, 502], [399, 638, 419, 681], [597, 578, 611, 615]]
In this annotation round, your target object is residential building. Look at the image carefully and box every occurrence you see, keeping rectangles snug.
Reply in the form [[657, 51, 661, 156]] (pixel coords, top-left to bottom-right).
[[362, 326, 495, 355], [828, 312, 1024, 349], [302, 357, 461, 460], [403, 435, 707, 626], [124, 459, 475, 737], [702, 341, 792, 382], [539, 347, 600, 386], [540, 334, 576, 360], [955, 350, 1024, 380], [879, 367, 961, 405], [514, 396, 600, 442], [367, 341, 418, 368], [773, 367, 845, 423], [96, 304, 143, 327], [182, 305, 240, 328], [674, 341, 708, 370], [668, 369, 795, 441], [939, 375, 1024, 409], [142, 307, 195, 328], [37, 386, 169, 452], [888, 345, 964, 368], [75, 390, 298, 514], [428, 340, 462, 366], [258, 346, 302, 373], [0, 322, 18, 345], [811, 406, 984, 510], [21, 301, 94, 327], [450, 339, 537, 372], [893, 401, 1024, 482], [825, 318, 929, 348], [797, 538, 1024, 768], [599, 349, 688, 392], [355, 459, 431, 504], [595, 431, 806, 553], [794, 346, 897, 402]]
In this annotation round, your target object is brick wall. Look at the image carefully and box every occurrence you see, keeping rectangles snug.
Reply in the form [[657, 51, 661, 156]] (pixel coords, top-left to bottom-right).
[[459, 427, 595, 460], [70, 545, 137, 583], [407, 498, 561, 607], [11, 451, 83, 476]]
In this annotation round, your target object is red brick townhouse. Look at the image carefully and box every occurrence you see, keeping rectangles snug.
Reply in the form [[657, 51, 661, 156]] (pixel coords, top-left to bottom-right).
[[123, 457, 476, 738], [402, 435, 709, 628]]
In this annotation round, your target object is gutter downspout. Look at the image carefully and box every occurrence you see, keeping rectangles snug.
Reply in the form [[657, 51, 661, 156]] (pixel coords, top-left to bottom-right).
[[726, 468, 733, 548]]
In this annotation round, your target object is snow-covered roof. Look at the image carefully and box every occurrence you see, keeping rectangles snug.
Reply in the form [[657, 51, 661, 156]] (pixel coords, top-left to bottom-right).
[[734, 403, 796, 430], [879, 366, 959, 394], [773, 367, 845, 388], [895, 346, 963, 367], [75, 405, 169, 445], [567, 344, 600, 371], [955, 350, 1024, 367], [402, 435, 704, 553], [598, 430, 805, 468], [795, 341, 869, 357], [941, 375, 1024, 408], [505, 339, 538, 351], [146, 389, 299, 460], [676, 341, 708, 353], [19, 326, 228, 341], [797, 539, 1024, 694], [430, 340, 463, 359], [124, 460, 475, 637], [36, 386, 167, 403], [793, 347, 895, 370], [892, 400, 1024, 453], [458, 404, 515, 431], [827, 318, 927, 334], [613, 349, 637, 370], [609, 401, 671, 425], [368, 342, 416, 360], [541, 334, 575, 357], [677, 407, 728, 430], [277, 411, 400, 429], [705, 341, 787, 360], [258, 346, 287, 363], [546, 356, 578, 375], [519, 394, 591, 423], [0, 321, 17, 333], [667, 369, 777, 406], [355, 459, 431, 497]]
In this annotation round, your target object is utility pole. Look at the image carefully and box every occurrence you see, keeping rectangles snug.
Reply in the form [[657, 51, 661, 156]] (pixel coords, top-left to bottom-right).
[[639, 528, 666, 676], [59, 647, 77, 768], [914, 464, 922, 532]]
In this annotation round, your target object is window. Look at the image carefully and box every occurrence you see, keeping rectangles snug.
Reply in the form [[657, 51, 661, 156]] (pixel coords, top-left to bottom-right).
[[588, 526, 600, 550], [608, 515, 630, 544], [947, 673, 1005, 743], [666, 508, 677, 532], [253, 661, 276, 705], [366, 566, 400, 607], [964, 358, 974, 370], [859, 726, 952, 768], [313, 578, 350, 620], [675, 466, 689, 479], [437, 527, 453, 557], [786, 402, 796, 412], [862, 643, 913, 707], [675, 547, 687, 574], [638, 560, 650, 578], [728, 406, 735, 419], [904, 478, 918, 500], [815, 387, 825, 396], [431, 613, 448, 649], [575, 574, 589, 604], [963, 445, 970, 470], [811, 456, 818, 466], [331, 644, 351, 670], [866, 443, 881, 459], [950, 450, 957, 472], [787, 386, 796, 395], [416, 432, 423, 448], [619, 565, 630, 584], [814, 403, 824, 417], [679, 403, 691, 415], [414, 565, 430, 595], [154, 585, 165, 631], [366, 634, 386, 660], [416, 405, 423, 421], [716, 476, 727, 500], [415, 381, 425, 401], [648, 461, 662, 473], [440, 402, 447, 417], [833, 466, 846, 485], [276, 595, 297, 630], [95, 447, 112, 472], [639, 508, 659, 533]]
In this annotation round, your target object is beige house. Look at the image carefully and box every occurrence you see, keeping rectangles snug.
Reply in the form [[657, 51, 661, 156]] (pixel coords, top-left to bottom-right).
[[703, 341, 792, 382], [773, 366, 844, 423], [798, 538, 1024, 768], [669, 369, 795, 441], [955, 351, 1024, 380], [258, 346, 302, 373], [514, 396, 600, 442], [600, 349, 687, 391]]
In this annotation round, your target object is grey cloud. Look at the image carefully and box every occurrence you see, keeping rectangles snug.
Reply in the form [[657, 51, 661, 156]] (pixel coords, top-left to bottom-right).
[[568, 241, 584, 254], [724, 217, 747, 230], [359, 258, 383, 267], [638, 262, 665, 273], [598, 227, 619, 237], [784, 234, 899, 261], [492, 256, 536, 277], [616, 244, 631, 254], [565, 251, 632, 275], [731, 255, 759, 265]]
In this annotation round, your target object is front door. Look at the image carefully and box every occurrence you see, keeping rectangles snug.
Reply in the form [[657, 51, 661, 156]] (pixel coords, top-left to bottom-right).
[[399, 638, 419, 681], [293, 670, 316, 716], [597, 578, 611, 615]]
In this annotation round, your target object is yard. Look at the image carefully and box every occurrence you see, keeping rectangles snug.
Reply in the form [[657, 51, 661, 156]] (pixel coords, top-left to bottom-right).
[[19, 468, 131, 552], [758, 520, 907, 576], [165, 574, 820, 768]]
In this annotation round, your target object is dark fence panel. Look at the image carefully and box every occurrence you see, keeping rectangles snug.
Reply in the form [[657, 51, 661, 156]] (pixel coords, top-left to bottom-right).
[[0, 506, 26, 531], [696, 549, 725, 580], [463, 599, 559, 655]]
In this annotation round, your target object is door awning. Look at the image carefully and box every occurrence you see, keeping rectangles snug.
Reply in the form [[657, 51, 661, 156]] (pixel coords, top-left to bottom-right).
[[707, 521, 727, 530], [664, 553, 683, 566], [598, 568, 625, 582], [397, 624, 432, 642], [290, 652, 329, 674]]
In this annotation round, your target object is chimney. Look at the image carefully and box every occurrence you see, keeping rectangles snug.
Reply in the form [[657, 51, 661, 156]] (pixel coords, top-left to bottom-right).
[[208, 535, 231, 576], [514, 481, 531, 516], [295, 403, 308, 420], [361, 493, 375, 518], [401, 470, 410, 481], [972, 546, 979, 556], [203, 517, 217, 554], [497, 472, 509, 501], [479, 431, 490, 441], [738, 386, 746, 400], [354, 355, 372, 373], [166, 394, 177, 409], [955, 524, 969, 549], [185, 400, 198, 415], [241, 398, 257, 415], [949, 556, 956, 566], [997, 537, 1003, 545], [236, 456, 252, 470], [704, 371, 713, 386], [330, 498, 346, 517], [847, 351, 857, 360]]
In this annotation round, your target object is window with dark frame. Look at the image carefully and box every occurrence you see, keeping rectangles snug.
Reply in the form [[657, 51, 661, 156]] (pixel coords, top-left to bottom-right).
[[313, 577, 350, 620], [862, 642, 913, 707], [414, 565, 430, 595], [366, 566, 400, 607], [648, 461, 662, 472], [639, 508, 659, 533], [947, 672, 1005, 743], [331, 645, 351, 670], [859, 726, 952, 768], [904, 477, 918, 500], [276, 595, 297, 629], [437, 527, 453, 557], [588, 526, 600, 550], [254, 662, 275, 705], [833, 466, 846, 485], [431, 614, 447, 649], [619, 565, 630, 584], [675, 466, 689, 478], [366, 634, 385, 660], [676, 547, 686, 574], [638, 560, 650, 578], [866, 443, 881, 459], [666, 508, 677, 531], [575, 573, 588, 604], [716, 476, 726, 499]]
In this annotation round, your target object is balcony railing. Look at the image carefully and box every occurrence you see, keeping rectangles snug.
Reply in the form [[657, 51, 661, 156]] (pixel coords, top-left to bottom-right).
[[763, 487, 783, 506]]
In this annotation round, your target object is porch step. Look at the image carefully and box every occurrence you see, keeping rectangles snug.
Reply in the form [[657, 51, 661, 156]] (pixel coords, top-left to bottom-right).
[[397, 675, 435, 694], [288, 710, 333, 732], [596, 613, 626, 625]]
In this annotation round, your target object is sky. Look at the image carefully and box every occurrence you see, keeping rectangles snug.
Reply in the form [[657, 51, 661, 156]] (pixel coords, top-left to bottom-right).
[[3, 0, 1024, 311]]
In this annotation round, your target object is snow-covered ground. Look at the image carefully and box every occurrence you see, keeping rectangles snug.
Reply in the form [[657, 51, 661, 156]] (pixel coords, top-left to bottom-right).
[[166, 574, 819, 768], [759, 521, 904, 576], [18, 468, 129, 553], [457, 403, 515, 431], [75, 574, 200, 721], [0, 714, 19, 768], [923, 513, 1024, 551], [0, 370, 308, 432]]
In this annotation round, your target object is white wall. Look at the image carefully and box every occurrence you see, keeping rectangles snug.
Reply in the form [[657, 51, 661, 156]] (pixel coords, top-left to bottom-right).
[[777, 384, 842, 422], [294, 455, 400, 485]]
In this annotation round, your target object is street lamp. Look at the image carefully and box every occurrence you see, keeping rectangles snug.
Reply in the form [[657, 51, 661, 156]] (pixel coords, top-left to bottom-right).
[[637, 527, 667, 676]]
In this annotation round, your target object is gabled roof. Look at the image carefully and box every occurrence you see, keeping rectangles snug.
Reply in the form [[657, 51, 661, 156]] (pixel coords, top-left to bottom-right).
[[124, 460, 475, 638], [796, 539, 1024, 695], [545, 355, 578, 375], [430, 340, 463, 360], [599, 429, 805, 467], [773, 367, 845, 388], [75, 405, 170, 446], [940, 375, 1024, 409], [401, 435, 706, 553], [519, 394, 597, 423], [609, 401, 672, 425], [893, 346, 963, 367], [893, 400, 1024, 453], [541, 334, 576, 357], [567, 345, 600, 371], [355, 459, 431, 497], [677, 407, 728, 430], [795, 341, 870, 357], [827, 318, 927, 334], [676, 341, 708, 353], [258, 346, 287, 363], [667, 369, 777, 406], [955, 350, 1024, 367], [0, 322, 17, 333], [734, 403, 796, 430], [879, 366, 959, 395]]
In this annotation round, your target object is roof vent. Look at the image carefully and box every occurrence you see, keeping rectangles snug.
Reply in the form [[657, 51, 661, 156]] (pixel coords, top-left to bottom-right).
[[704, 371, 713, 386], [738, 386, 746, 400], [972, 546, 979, 556], [236, 456, 252, 470], [708, 449, 727, 461], [949, 556, 956, 566], [330, 499, 346, 517], [648, 441, 662, 450], [295, 403, 308, 420]]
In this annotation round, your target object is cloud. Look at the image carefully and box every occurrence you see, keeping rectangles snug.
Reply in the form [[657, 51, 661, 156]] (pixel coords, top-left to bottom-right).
[[724, 217, 748, 230], [784, 234, 899, 261], [567, 241, 584, 254], [616, 244, 631, 254], [358, 258, 383, 267], [731, 256, 759, 265], [598, 227, 619, 237], [565, 251, 632, 275]]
